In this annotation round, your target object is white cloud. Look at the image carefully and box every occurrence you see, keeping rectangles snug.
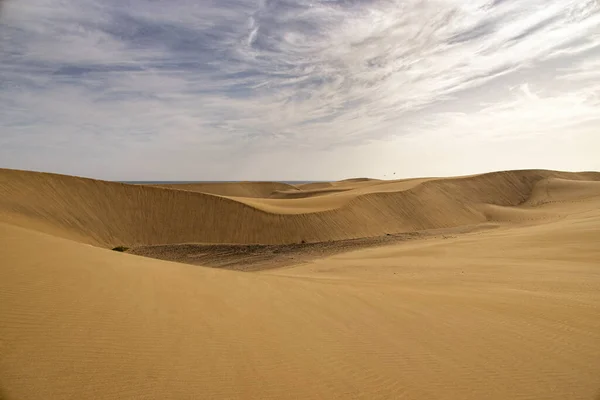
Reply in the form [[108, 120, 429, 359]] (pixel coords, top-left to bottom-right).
[[410, 82, 600, 140], [0, 0, 599, 178], [560, 55, 600, 81]]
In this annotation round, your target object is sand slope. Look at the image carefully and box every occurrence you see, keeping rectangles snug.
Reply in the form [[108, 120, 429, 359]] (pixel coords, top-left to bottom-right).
[[1, 168, 599, 248], [1, 173, 600, 399], [151, 181, 299, 198]]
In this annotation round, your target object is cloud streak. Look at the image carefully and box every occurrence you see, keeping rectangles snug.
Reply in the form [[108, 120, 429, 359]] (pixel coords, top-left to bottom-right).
[[1, 0, 599, 178]]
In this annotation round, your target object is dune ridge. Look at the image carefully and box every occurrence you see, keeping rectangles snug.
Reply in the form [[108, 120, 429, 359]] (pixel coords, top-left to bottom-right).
[[151, 181, 299, 198], [1, 168, 599, 249]]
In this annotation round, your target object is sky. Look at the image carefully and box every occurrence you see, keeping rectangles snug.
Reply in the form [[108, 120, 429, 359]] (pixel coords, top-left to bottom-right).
[[1, 0, 599, 181]]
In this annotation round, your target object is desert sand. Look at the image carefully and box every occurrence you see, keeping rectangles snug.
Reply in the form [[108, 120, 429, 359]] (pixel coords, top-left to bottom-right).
[[1, 168, 599, 399]]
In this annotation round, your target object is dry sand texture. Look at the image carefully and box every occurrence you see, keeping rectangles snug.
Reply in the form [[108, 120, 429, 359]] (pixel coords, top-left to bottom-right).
[[1, 168, 600, 399]]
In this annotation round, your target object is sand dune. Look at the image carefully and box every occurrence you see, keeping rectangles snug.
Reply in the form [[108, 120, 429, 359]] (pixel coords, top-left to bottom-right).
[[526, 177, 600, 205], [152, 181, 299, 198], [1, 168, 600, 399], [270, 187, 352, 199], [1, 168, 599, 248], [294, 181, 334, 190], [336, 177, 379, 183]]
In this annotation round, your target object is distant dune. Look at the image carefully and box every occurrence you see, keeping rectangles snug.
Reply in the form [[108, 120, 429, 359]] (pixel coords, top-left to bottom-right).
[[1, 168, 600, 399], [269, 187, 352, 199], [1, 168, 599, 248], [151, 181, 300, 198]]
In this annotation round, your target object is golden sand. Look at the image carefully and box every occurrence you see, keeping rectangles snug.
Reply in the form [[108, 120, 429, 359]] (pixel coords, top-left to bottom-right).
[[1, 168, 599, 399]]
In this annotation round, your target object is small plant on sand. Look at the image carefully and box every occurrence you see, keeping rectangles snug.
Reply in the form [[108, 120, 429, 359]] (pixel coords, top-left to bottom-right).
[[112, 246, 129, 252]]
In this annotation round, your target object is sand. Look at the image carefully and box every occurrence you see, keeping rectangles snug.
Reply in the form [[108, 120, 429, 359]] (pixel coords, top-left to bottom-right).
[[151, 181, 300, 198], [1, 168, 599, 399]]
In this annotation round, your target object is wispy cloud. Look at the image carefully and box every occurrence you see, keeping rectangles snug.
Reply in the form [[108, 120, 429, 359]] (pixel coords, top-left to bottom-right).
[[1, 0, 599, 178], [411, 82, 600, 140], [560, 56, 600, 81]]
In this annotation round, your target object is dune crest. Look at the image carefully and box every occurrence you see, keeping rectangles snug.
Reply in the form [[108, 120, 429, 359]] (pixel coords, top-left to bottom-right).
[[152, 181, 299, 198]]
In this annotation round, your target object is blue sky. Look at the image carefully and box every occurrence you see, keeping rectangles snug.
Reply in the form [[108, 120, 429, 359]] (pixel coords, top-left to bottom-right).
[[1, 0, 599, 180]]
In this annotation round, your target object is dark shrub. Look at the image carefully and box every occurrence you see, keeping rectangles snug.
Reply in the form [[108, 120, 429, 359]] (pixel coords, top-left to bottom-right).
[[112, 246, 129, 252]]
